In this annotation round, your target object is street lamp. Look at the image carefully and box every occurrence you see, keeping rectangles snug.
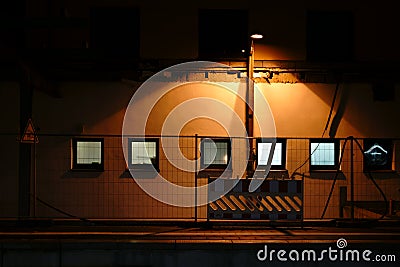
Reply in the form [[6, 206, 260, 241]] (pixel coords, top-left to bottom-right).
[[246, 33, 263, 175], [250, 33, 263, 40], [248, 33, 263, 80]]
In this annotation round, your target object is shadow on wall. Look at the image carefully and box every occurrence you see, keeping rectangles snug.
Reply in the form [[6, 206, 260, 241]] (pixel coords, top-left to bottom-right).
[[34, 81, 139, 134], [61, 171, 103, 179], [308, 83, 400, 138]]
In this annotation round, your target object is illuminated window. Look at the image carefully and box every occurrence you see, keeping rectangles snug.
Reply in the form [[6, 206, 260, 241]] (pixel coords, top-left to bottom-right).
[[257, 138, 287, 170], [363, 139, 393, 171], [201, 138, 231, 169], [72, 138, 104, 171], [310, 139, 340, 171], [128, 138, 159, 171]]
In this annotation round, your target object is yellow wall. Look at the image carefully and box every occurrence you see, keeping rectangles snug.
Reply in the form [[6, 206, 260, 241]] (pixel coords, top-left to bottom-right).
[[256, 83, 400, 138], [1, 0, 400, 220], [2, 76, 400, 219]]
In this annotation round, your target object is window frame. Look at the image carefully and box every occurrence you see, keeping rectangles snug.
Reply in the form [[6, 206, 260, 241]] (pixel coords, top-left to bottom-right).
[[72, 138, 104, 171], [309, 138, 340, 171], [200, 138, 231, 170], [256, 138, 287, 170], [363, 138, 394, 172], [128, 138, 160, 171]]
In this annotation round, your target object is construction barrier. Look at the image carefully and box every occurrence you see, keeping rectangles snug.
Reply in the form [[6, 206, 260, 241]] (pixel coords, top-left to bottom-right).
[[207, 177, 303, 221]]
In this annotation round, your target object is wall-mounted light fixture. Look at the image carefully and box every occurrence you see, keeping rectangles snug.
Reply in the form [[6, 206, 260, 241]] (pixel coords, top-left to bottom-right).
[[248, 33, 264, 80], [250, 33, 263, 40], [246, 33, 263, 174]]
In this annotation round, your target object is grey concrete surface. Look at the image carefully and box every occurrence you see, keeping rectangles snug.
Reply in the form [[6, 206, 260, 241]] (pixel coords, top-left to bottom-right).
[[1, 219, 399, 267]]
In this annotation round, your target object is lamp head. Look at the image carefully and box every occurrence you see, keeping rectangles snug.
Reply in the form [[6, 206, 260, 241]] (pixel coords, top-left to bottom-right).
[[250, 33, 263, 40]]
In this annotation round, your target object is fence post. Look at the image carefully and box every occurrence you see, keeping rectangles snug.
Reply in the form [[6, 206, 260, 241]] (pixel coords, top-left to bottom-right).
[[195, 134, 198, 222], [350, 136, 355, 221], [33, 133, 37, 218], [339, 186, 347, 218]]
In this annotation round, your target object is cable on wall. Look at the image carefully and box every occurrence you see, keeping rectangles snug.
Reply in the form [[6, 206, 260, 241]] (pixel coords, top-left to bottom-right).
[[353, 138, 389, 220], [320, 137, 389, 220], [33, 194, 90, 222], [290, 82, 341, 178]]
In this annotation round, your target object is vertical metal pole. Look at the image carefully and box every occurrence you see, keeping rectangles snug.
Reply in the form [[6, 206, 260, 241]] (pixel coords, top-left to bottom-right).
[[194, 134, 198, 222], [350, 136, 354, 221], [18, 84, 33, 218], [248, 40, 254, 139], [300, 173, 304, 228], [33, 134, 37, 217], [246, 40, 255, 175], [14, 0, 31, 219], [339, 186, 347, 218]]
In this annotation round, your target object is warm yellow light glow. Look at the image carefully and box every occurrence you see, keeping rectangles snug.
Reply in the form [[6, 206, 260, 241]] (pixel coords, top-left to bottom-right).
[[250, 33, 263, 39]]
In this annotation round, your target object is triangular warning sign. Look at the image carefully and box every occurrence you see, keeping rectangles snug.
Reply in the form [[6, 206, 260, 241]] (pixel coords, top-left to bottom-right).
[[20, 119, 39, 144]]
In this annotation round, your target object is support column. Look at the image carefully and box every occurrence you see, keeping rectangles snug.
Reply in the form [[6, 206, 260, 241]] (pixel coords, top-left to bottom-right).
[[246, 40, 255, 175], [18, 69, 33, 218]]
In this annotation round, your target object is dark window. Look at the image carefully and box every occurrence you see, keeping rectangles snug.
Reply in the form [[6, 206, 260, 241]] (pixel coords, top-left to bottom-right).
[[128, 138, 159, 171], [90, 7, 140, 57], [0, 2, 26, 49], [201, 138, 231, 169], [72, 138, 104, 171], [256, 138, 287, 170], [306, 10, 354, 62], [1, 2, 25, 16], [309, 138, 340, 171], [363, 139, 393, 171], [198, 9, 248, 59], [372, 81, 396, 102]]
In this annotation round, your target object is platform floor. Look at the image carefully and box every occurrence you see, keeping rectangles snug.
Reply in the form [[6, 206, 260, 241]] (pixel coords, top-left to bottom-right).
[[1, 219, 399, 267]]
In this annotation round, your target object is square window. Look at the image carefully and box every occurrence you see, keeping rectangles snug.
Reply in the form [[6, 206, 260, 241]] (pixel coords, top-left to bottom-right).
[[310, 139, 340, 171], [90, 7, 140, 57], [306, 10, 354, 62], [256, 138, 287, 170], [128, 138, 159, 171], [201, 138, 231, 169], [72, 138, 104, 171], [363, 139, 393, 171]]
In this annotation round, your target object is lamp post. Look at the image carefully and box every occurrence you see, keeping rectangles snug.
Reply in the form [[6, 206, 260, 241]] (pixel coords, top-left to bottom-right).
[[246, 33, 263, 175]]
